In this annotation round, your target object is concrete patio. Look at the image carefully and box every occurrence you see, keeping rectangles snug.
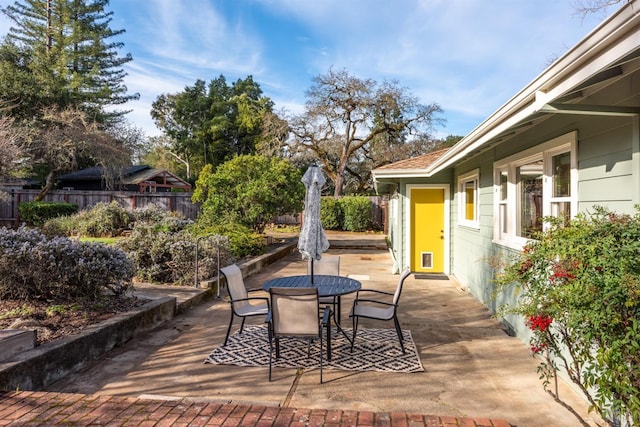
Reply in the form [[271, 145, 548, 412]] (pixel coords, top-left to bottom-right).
[[30, 232, 603, 426]]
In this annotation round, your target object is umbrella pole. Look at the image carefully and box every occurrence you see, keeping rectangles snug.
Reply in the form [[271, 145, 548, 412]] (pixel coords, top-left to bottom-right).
[[310, 259, 314, 284]]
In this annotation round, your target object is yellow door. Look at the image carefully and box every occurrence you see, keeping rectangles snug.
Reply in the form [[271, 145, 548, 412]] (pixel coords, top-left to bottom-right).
[[410, 188, 445, 273]]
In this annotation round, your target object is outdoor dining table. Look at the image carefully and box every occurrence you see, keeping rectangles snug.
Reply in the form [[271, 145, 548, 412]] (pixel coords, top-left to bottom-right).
[[262, 274, 362, 359]]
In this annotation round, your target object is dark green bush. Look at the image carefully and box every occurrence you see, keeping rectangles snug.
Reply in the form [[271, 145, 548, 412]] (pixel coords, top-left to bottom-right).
[[340, 196, 373, 232], [320, 197, 343, 230], [18, 201, 78, 226]]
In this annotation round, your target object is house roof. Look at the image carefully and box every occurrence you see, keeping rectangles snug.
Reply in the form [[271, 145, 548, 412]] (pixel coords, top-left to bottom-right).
[[374, 148, 450, 175], [57, 165, 151, 181], [373, 1, 640, 184], [57, 165, 191, 190]]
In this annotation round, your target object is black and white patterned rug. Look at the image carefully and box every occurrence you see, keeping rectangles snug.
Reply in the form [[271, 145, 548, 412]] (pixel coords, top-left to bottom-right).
[[204, 324, 424, 373]]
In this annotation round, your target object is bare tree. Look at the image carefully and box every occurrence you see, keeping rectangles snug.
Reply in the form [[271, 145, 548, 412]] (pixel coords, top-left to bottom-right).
[[0, 115, 25, 201], [573, 0, 628, 17], [289, 68, 442, 196], [23, 106, 132, 200]]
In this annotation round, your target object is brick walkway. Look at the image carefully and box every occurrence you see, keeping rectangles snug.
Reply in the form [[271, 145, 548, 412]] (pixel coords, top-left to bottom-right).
[[0, 391, 511, 426]]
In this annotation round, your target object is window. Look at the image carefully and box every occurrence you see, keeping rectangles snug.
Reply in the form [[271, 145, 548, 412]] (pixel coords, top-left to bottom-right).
[[493, 132, 577, 249], [458, 169, 479, 228]]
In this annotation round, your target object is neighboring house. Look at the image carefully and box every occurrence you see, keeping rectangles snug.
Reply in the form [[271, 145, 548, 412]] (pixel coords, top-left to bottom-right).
[[372, 2, 640, 340], [56, 165, 191, 193]]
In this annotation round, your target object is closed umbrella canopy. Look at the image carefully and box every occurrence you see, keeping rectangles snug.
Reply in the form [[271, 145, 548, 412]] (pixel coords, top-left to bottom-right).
[[298, 165, 329, 282]]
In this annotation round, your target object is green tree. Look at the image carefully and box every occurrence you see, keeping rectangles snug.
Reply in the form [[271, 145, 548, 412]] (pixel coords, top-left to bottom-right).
[[151, 75, 281, 179], [0, 0, 138, 123], [289, 68, 443, 196], [193, 155, 304, 233], [0, 0, 138, 198], [140, 135, 192, 181]]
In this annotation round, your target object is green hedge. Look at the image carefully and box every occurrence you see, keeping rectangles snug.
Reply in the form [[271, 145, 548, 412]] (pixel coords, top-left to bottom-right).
[[320, 197, 343, 230], [320, 196, 373, 232], [18, 201, 78, 226], [340, 196, 373, 232]]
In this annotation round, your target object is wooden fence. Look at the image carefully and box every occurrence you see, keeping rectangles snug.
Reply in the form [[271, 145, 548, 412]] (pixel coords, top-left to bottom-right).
[[1, 189, 388, 231], [0, 189, 200, 227]]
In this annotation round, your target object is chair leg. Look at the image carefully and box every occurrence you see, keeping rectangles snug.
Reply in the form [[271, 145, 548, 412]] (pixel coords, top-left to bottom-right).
[[393, 316, 406, 354], [239, 317, 247, 334], [319, 335, 324, 384], [223, 312, 235, 346], [326, 320, 332, 362], [350, 316, 359, 352], [268, 326, 273, 381]]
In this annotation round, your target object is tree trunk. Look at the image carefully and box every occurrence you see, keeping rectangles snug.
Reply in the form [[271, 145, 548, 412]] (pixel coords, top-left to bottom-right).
[[333, 171, 345, 197], [34, 171, 56, 201]]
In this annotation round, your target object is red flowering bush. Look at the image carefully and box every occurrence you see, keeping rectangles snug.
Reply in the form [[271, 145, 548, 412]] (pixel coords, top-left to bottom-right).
[[495, 207, 640, 426]]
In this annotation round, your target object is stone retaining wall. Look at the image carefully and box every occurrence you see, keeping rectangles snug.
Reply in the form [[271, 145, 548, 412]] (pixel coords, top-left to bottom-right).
[[0, 297, 176, 391]]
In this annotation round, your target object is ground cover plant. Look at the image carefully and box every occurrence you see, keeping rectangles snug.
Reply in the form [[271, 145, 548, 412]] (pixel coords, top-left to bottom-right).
[[495, 207, 640, 426], [42, 201, 258, 285], [0, 226, 144, 345]]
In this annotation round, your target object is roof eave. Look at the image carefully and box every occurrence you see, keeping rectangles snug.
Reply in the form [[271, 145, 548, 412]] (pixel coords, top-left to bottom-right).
[[372, 168, 432, 180], [426, 1, 640, 175]]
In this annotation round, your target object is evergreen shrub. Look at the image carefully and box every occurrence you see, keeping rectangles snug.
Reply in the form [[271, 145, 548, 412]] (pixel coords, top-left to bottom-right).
[[18, 201, 78, 226], [340, 196, 373, 232], [0, 226, 134, 301], [42, 201, 133, 237], [320, 196, 343, 230]]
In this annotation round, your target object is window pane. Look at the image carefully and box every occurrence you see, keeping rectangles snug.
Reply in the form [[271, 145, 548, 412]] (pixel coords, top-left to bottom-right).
[[500, 171, 508, 201], [517, 161, 543, 238], [553, 152, 571, 197], [464, 181, 475, 221], [499, 203, 507, 235]]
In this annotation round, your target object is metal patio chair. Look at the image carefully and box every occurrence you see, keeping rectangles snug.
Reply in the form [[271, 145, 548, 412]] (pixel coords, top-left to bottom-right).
[[220, 264, 269, 346], [308, 255, 341, 322], [349, 267, 412, 354], [267, 287, 331, 383]]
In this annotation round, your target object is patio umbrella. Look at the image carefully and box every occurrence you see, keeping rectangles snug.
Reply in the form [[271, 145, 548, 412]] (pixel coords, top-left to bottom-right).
[[298, 164, 330, 284]]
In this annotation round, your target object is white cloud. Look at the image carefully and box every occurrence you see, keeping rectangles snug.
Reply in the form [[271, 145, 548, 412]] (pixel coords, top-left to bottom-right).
[[0, 0, 619, 139]]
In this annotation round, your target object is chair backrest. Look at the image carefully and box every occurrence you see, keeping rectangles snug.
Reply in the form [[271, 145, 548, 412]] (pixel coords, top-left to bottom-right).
[[269, 287, 319, 338], [219, 264, 249, 309], [308, 255, 340, 276], [392, 267, 412, 305]]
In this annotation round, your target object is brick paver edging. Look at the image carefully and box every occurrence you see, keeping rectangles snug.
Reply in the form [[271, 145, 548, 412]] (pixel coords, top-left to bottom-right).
[[0, 391, 511, 427]]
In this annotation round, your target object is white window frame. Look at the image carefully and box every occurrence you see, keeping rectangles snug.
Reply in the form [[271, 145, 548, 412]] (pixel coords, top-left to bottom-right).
[[493, 131, 577, 250], [457, 169, 480, 229]]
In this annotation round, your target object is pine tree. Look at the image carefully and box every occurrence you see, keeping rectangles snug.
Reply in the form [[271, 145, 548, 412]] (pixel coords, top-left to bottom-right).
[[0, 0, 138, 124]]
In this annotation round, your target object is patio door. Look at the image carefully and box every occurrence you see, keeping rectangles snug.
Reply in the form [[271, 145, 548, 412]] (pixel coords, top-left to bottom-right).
[[409, 187, 446, 273]]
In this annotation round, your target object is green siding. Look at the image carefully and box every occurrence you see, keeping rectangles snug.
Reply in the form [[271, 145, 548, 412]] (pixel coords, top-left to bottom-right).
[[448, 114, 639, 340]]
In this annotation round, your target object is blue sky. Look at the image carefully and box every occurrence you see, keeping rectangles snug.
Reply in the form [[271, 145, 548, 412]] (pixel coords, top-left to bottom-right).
[[0, 1, 617, 138]]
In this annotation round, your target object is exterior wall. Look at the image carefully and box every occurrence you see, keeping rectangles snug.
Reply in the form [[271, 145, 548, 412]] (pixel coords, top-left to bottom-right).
[[450, 150, 499, 308], [449, 113, 640, 339], [577, 117, 639, 213]]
